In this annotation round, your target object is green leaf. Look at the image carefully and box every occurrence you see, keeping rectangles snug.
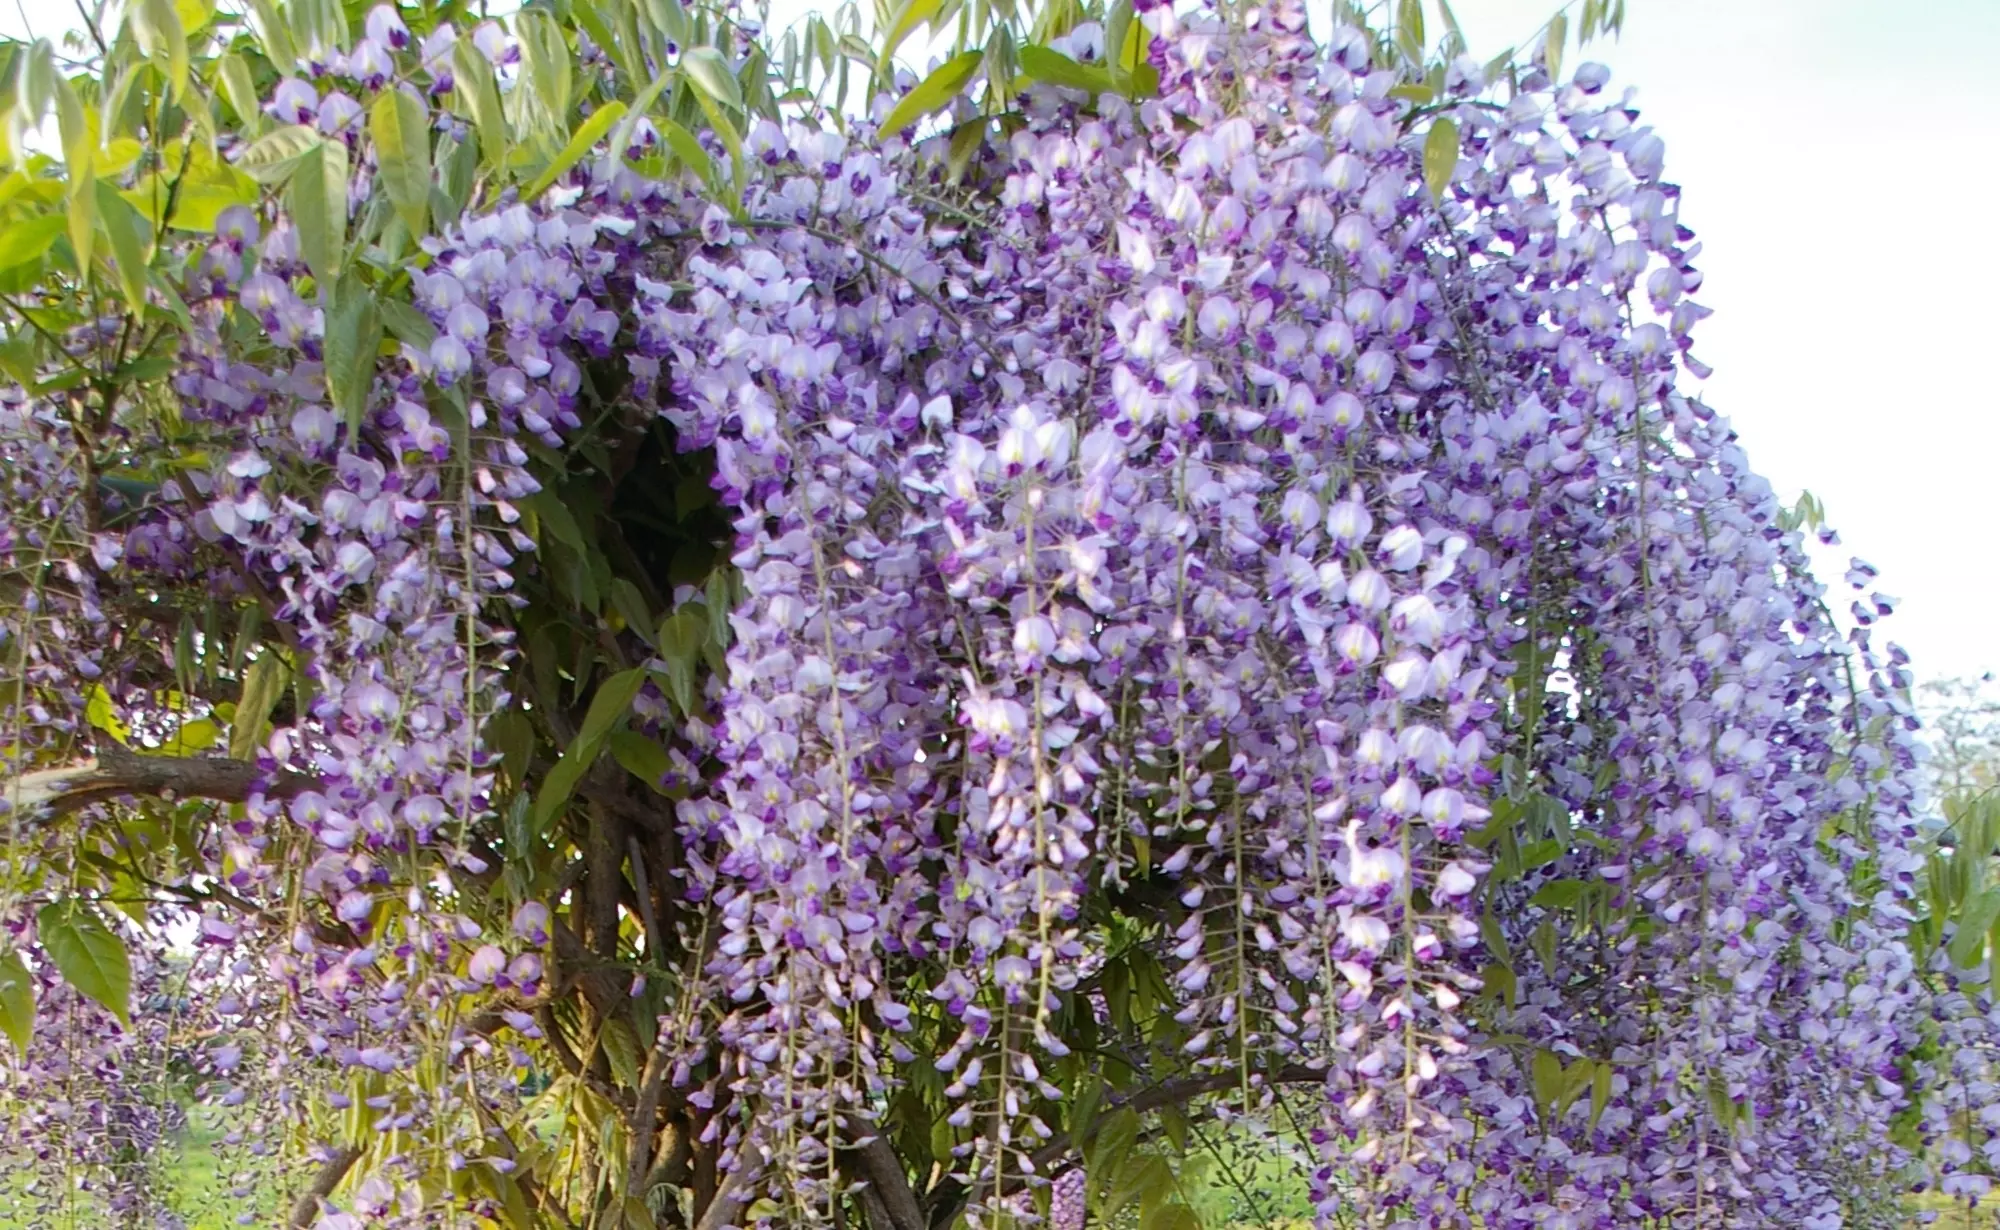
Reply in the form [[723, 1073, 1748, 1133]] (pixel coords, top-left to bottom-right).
[[524, 101, 627, 202], [85, 684, 130, 744], [1017, 45, 1117, 95], [609, 578, 655, 647], [241, 0, 295, 70], [1423, 117, 1458, 201], [0, 214, 65, 271], [1527, 879, 1587, 910], [18, 40, 55, 131], [152, 716, 220, 756], [1520, 837, 1562, 870], [453, 43, 508, 170], [608, 731, 674, 793], [132, 0, 190, 102], [288, 138, 348, 287], [95, 180, 150, 322], [1530, 1048, 1562, 1120], [136, 182, 258, 232], [1085, 1107, 1138, 1202], [1949, 887, 2000, 970], [658, 118, 716, 188], [1106, 1155, 1170, 1223], [215, 52, 261, 131], [1556, 1056, 1595, 1120], [369, 88, 432, 238], [1588, 1060, 1613, 1131], [323, 279, 382, 439], [56, 80, 93, 275], [37, 901, 130, 1025], [532, 668, 648, 832], [880, 51, 983, 137], [0, 950, 33, 1056], [879, 0, 943, 68], [1544, 12, 1568, 82], [515, 11, 574, 136], [1394, 0, 1425, 64], [609, 67, 679, 170], [229, 655, 288, 760], [234, 124, 323, 183], [690, 90, 745, 197], [656, 606, 706, 714], [1139, 1204, 1200, 1230], [680, 47, 743, 114]]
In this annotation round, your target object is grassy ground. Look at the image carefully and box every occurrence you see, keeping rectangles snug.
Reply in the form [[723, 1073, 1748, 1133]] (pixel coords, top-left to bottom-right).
[[5, 1123, 1996, 1228]]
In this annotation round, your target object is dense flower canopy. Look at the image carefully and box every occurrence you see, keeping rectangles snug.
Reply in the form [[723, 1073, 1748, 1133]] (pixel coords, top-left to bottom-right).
[[0, 0, 1970, 1228]]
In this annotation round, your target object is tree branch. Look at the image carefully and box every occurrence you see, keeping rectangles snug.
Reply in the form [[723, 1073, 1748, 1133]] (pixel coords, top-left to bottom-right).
[[287, 1144, 363, 1228], [10, 741, 310, 818], [841, 1127, 925, 1230]]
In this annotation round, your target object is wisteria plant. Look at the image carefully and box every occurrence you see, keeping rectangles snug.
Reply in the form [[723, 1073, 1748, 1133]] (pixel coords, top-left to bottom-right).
[[0, 0, 1972, 1227]]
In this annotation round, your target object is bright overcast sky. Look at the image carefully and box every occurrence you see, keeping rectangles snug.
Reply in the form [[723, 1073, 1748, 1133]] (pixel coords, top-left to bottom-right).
[[4, 0, 1995, 683]]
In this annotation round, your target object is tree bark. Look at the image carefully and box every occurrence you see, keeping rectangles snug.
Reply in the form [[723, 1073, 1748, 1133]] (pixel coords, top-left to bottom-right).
[[13, 741, 311, 817], [287, 1145, 363, 1228]]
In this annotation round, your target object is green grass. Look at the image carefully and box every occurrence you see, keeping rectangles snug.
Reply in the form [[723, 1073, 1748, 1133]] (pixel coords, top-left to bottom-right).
[[4, 1121, 1995, 1229]]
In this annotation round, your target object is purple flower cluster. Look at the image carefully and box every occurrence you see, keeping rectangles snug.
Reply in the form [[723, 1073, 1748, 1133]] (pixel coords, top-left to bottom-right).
[[0, 1, 1953, 1226]]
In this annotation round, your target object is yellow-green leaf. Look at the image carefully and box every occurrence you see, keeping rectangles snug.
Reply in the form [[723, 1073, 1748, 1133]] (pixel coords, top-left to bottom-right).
[[18, 40, 56, 131], [609, 67, 678, 169], [691, 92, 743, 196], [1017, 45, 1117, 95], [134, 181, 257, 232], [288, 137, 348, 286], [234, 123, 322, 183], [37, 901, 130, 1026], [215, 53, 262, 132], [1544, 12, 1567, 82], [153, 716, 220, 756], [242, 0, 295, 70], [453, 43, 508, 170], [85, 684, 130, 744], [95, 179, 150, 322], [0, 214, 65, 270], [132, 0, 190, 103], [523, 101, 626, 202], [880, 50, 982, 137], [658, 117, 714, 188], [1588, 1060, 1613, 1131], [1530, 1048, 1563, 1119], [323, 278, 381, 437], [679, 47, 742, 114], [55, 79, 93, 273], [0, 950, 32, 1057], [230, 655, 288, 760], [878, 0, 943, 69], [608, 730, 674, 794], [369, 88, 432, 238], [532, 667, 648, 832], [515, 11, 573, 136]]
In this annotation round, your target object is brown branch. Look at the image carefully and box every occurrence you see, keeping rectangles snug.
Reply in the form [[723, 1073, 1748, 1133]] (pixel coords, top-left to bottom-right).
[[287, 1144, 363, 1228], [12, 741, 311, 818], [694, 1156, 754, 1230], [841, 1127, 925, 1230]]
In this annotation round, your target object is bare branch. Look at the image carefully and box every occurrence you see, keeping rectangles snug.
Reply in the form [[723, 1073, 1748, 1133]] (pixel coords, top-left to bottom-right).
[[11, 741, 311, 818], [842, 1128, 925, 1230], [287, 1145, 363, 1228]]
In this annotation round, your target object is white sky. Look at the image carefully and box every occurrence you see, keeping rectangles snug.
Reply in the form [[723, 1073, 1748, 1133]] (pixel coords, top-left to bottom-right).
[[6, 0, 1995, 683]]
